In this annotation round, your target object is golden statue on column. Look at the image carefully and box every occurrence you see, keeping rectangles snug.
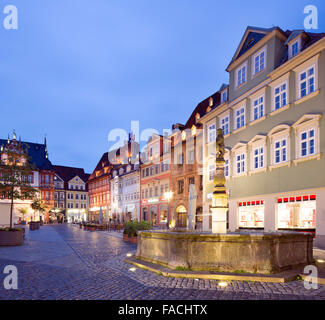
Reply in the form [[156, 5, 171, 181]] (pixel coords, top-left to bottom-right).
[[211, 129, 228, 234]]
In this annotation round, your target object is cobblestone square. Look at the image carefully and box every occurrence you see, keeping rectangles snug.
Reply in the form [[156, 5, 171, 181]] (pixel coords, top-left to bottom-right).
[[0, 225, 324, 300]]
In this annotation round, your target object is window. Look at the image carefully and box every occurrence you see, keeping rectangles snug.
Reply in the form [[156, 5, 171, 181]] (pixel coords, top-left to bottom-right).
[[291, 41, 299, 57], [277, 195, 316, 229], [208, 123, 216, 143], [301, 129, 315, 157], [254, 50, 265, 74], [253, 96, 264, 121], [239, 201, 265, 228], [209, 164, 215, 181], [178, 153, 184, 165], [275, 139, 287, 164], [299, 66, 315, 98], [221, 115, 229, 135], [237, 64, 246, 87], [221, 90, 227, 103], [236, 154, 245, 174], [188, 150, 195, 163], [235, 107, 245, 130], [225, 159, 229, 178], [178, 180, 184, 194], [253, 147, 264, 169], [274, 83, 287, 110]]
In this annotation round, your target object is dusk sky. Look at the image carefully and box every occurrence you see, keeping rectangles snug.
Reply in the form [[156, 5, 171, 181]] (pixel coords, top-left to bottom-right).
[[1, 0, 324, 173]]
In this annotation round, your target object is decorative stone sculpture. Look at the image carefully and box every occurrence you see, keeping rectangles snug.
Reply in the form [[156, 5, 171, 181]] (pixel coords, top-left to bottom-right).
[[211, 129, 228, 234]]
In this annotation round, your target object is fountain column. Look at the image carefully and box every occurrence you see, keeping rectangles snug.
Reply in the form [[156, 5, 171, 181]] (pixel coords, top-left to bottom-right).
[[211, 129, 228, 234]]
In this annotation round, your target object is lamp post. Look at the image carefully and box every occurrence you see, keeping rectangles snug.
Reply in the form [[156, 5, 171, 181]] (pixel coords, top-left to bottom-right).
[[164, 191, 173, 230]]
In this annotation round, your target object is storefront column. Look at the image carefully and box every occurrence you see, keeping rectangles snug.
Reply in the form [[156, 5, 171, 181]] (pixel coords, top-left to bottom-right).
[[315, 189, 325, 248], [264, 196, 277, 232], [228, 200, 238, 232]]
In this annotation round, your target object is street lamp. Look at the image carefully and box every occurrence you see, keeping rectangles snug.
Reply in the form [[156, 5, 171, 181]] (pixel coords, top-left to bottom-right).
[[164, 191, 173, 230]]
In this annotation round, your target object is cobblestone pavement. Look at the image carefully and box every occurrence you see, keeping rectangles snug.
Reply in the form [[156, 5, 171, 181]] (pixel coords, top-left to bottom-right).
[[0, 224, 325, 300]]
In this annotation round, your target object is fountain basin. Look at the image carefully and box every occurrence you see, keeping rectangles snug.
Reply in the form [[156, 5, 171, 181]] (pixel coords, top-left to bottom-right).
[[136, 230, 314, 274]]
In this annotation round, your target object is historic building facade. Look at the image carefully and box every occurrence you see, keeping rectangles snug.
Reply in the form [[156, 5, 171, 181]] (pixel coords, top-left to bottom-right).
[[199, 27, 325, 245], [52, 165, 90, 223], [169, 93, 214, 230], [140, 134, 171, 226], [0, 135, 54, 225], [88, 134, 139, 222], [110, 163, 140, 222]]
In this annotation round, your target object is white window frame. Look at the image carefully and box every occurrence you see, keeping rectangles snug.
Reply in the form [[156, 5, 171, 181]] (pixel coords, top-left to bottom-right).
[[224, 152, 230, 179], [207, 122, 216, 144], [291, 41, 299, 57], [232, 144, 247, 177], [298, 65, 316, 99], [268, 125, 291, 169], [293, 116, 321, 163], [221, 89, 228, 103], [220, 113, 230, 136], [252, 46, 266, 76], [288, 37, 302, 60], [234, 105, 246, 130], [252, 95, 264, 121], [236, 154, 245, 174], [235, 62, 247, 88], [274, 82, 288, 111], [299, 129, 316, 158], [208, 163, 215, 181], [274, 138, 288, 165], [270, 73, 290, 114], [294, 55, 319, 101], [248, 136, 267, 174]]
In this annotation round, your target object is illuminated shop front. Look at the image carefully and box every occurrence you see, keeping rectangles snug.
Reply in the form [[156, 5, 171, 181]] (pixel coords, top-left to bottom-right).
[[67, 209, 87, 223], [277, 195, 316, 230], [238, 200, 264, 228]]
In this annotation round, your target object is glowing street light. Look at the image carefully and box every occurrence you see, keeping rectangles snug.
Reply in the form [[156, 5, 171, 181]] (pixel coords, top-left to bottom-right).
[[164, 191, 173, 230], [218, 281, 228, 288]]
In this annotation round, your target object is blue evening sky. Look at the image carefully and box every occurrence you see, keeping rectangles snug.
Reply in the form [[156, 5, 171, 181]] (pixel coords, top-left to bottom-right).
[[0, 0, 324, 173]]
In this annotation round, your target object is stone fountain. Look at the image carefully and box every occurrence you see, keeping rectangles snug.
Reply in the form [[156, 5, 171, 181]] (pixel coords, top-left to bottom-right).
[[136, 130, 314, 274]]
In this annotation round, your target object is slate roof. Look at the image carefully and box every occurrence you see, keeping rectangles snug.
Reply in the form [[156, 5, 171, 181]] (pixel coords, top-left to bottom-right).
[[53, 165, 90, 183], [228, 26, 325, 70], [0, 139, 53, 170], [183, 91, 220, 129], [228, 26, 278, 67]]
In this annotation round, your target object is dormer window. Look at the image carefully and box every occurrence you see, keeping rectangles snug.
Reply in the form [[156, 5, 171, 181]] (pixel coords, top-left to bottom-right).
[[195, 113, 200, 122], [291, 41, 299, 58], [209, 97, 213, 107], [221, 90, 228, 103], [288, 36, 303, 60]]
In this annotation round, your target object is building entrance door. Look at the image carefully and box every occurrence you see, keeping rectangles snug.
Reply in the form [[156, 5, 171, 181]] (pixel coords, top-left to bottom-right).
[[176, 205, 187, 228]]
